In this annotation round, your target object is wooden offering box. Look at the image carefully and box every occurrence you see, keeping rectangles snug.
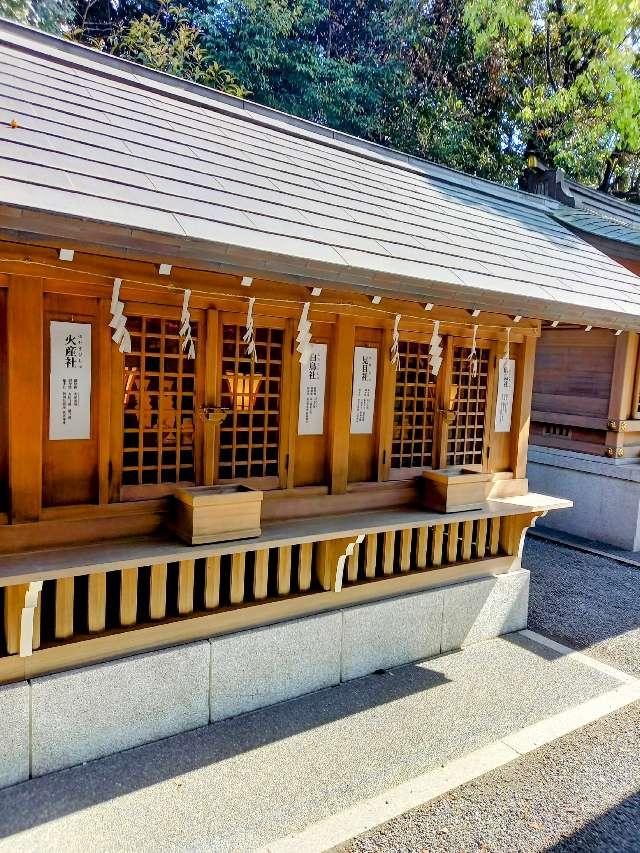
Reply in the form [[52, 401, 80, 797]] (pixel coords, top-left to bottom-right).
[[421, 468, 493, 513], [173, 485, 263, 545]]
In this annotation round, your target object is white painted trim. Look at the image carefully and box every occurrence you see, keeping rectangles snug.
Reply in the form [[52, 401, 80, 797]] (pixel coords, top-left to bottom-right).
[[259, 630, 640, 853], [520, 629, 640, 685]]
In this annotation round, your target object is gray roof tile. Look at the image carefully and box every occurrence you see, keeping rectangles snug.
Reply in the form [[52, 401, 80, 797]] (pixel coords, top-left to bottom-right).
[[1, 18, 640, 327]]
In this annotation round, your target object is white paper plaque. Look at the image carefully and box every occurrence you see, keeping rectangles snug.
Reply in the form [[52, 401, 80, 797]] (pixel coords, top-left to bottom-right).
[[350, 346, 378, 434], [49, 321, 92, 441], [494, 357, 515, 433], [297, 343, 328, 435]]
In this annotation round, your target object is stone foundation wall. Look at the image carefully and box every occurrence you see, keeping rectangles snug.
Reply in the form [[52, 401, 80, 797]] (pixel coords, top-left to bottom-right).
[[528, 446, 640, 550], [0, 569, 530, 788]]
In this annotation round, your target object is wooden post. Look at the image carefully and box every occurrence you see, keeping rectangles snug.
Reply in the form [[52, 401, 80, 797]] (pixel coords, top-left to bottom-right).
[[7, 276, 43, 522], [298, 543, 313, 592], [88, 573, 107, 632], [277, 545, 292, 595], [3, 584, 27, 655], [178, 559, 195, 614], [97, 298, 112, 504], [230, 553, 245, 604], [55, 577, 74, 639], [253, 549, 269, 599], [327, 316, 355, 494], [149, 563, 168, 620], [202, 308, 220, 485], [510, 334, 537, 479], [119, 568, 138, 626], [364, 533, 377, 578], [204, 555, 221, 609], [606, 331, 639, 456], [377, 326, 395, 480]]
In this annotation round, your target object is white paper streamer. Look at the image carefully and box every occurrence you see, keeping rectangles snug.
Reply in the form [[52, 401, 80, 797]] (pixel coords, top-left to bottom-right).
[[390, 314, 401, 368], [429, 320, 442, 377], [296, 301, 312, 365], [19, 581, 43, 658], [468, 324, 478, 377], [109, 278, 131, 354], [243, 297, 257, 360], [504, 326, 511, 360], [179, 289, 196, 360]]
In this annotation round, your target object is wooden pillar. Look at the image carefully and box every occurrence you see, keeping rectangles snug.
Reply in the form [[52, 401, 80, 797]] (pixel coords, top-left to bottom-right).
[[510, 334, 537, 479], [327, 315, 355, 494], [202, 308, 220, 485], [7, 275, 43, 522], [606, 331, 639, 457]]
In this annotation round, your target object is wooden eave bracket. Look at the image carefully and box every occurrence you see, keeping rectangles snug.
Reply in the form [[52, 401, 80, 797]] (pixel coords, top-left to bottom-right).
[[20, 580, 43, 657]]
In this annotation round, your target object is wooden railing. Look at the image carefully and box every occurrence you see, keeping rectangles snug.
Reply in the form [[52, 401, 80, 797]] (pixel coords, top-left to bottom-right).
[[0, 507, 541, 680]]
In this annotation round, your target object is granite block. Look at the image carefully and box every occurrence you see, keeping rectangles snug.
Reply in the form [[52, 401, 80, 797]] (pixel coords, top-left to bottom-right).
[[31, 641, 210, 776], [0, 681, 29, 789], [210, 612, 342, 721], [341, 588, 443, 681], [441, 570, 530, 652]]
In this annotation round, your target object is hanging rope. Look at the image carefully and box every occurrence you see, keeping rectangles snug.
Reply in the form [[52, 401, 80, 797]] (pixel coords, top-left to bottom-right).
[[468, 323, 478, 377], [243, 296, 257, 360], [390, 313, 401, 368]]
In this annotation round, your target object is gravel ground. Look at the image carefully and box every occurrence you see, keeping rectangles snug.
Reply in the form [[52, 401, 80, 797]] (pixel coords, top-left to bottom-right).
[[338, 535, 640, 853]]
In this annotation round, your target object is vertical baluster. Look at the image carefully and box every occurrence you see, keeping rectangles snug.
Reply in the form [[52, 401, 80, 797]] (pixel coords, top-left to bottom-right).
[[149, 563, 167, 620], [346, 541, 360, 582], [55, 577, 75, 639], [476, 518, 488, 558], [88, 573, 107, 632], [365, 534, 377, 578], [382, 531, 395, 575], [119, 568, 138, 627], [399, 528, 412, 572], [230, 553, 246, 604], [277, 546, 292, 596], [3, 584, 26, 655], [205, 555, 221, 609], [298, 543, 313, 592], [178, 559, 195, 615], [416, 527, 428, 569], [253, 549, 269, 599], [447, 522, 459, 563], [489, 516, 501, 555], [461, 520, 473, 561], [431, 524, 444, 567]]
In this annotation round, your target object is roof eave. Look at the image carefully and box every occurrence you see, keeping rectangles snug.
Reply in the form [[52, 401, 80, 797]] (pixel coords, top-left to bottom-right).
[[0, 205, 637, 331]]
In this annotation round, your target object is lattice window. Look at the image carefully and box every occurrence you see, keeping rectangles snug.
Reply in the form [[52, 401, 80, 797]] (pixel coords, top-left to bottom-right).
[[219, 324, 282, 480], [122, 316, 197, 486], [391, 340, 436, 469], [446, 346, 490, 467]]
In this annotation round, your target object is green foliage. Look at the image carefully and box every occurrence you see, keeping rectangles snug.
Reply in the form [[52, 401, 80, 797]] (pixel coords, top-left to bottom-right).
[[0, 0, 74, 32], [464, 0, 640, 187], [85, 2, 248, 96]]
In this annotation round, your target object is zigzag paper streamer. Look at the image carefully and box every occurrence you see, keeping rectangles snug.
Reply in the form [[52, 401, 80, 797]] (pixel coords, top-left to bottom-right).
[[504, 326, 511, 360], [109, 278, 131, 354], [468, 323, 478, 377], [296, 301, 312, 365], [429, 319, 442, 377], [179, 289, 196, 360], [390, 314, 401, 368], [243, 296, 257, 360]]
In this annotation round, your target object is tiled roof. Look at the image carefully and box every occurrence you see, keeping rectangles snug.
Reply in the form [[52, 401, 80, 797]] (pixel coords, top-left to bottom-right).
[[1, 18, 640, 327]]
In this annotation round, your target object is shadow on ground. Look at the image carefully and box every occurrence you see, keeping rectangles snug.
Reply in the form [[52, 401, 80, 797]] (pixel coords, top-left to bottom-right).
[[0, 661, 448, 838], [545, 790, 640, 852]]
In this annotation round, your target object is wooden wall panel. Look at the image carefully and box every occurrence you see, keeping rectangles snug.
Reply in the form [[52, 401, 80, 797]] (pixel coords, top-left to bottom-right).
[[42, 294, 99, 507], [532, 328, 615, 418]]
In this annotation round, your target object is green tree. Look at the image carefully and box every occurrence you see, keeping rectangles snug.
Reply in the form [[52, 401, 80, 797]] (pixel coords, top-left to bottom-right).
[[86, 2, 248, 96], [463, 0, 640, 189], [0, 0, 74, 32]]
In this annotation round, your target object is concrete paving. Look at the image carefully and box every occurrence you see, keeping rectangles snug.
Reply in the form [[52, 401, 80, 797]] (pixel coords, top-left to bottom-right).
[[0, 628, 625, 852], [339, 535, 640, 852]]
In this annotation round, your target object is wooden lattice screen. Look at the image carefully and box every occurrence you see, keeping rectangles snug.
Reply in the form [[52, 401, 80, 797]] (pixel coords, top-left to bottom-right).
[[447, 345, 490, 467], [391, 340, 436, 469], [219, 325, 282, 479], [122, 316, 197, 486]]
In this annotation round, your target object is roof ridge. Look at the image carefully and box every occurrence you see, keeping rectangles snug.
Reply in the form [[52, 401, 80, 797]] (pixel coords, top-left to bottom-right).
[[0, 15, 558, 217]]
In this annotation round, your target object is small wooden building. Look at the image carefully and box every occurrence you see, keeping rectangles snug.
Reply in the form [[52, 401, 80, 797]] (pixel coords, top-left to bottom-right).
[[521, 163, 640, 549], [0, 19, 636, 782]]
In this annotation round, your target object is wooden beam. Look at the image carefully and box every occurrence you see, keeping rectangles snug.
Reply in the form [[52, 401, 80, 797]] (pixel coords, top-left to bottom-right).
[[7, 275, 43, 522]]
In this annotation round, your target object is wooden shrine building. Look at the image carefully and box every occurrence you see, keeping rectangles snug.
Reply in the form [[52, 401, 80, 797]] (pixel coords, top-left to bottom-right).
[[0, 18, 638, 784], [521, 162, 640, 549]]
